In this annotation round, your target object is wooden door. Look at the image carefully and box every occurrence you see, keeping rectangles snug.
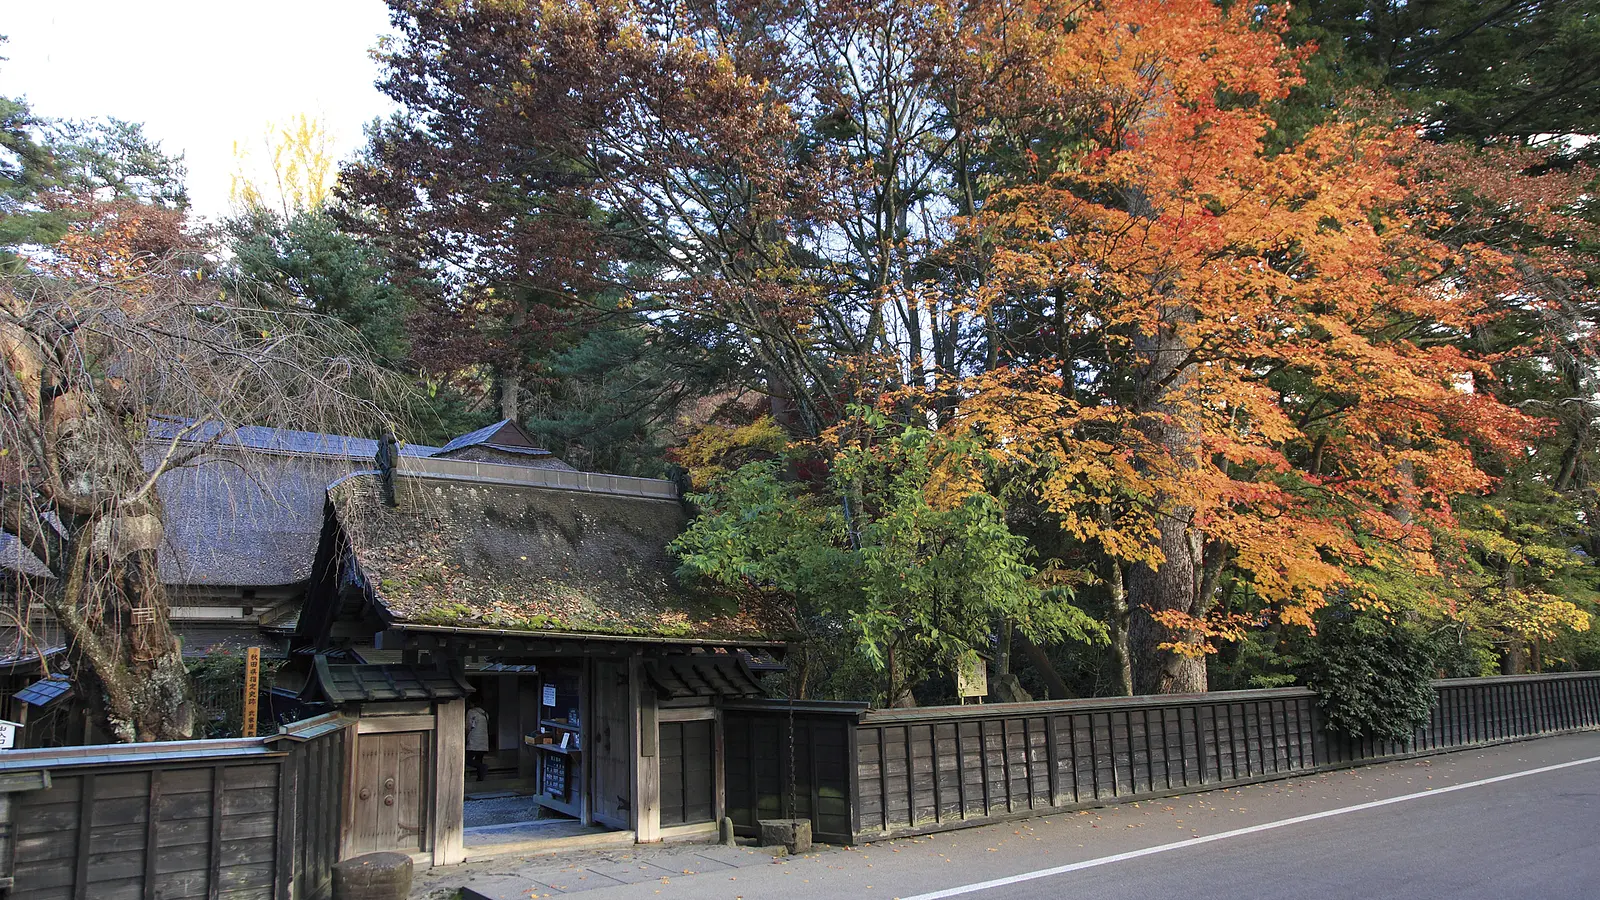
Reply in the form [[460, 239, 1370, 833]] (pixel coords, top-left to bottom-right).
[[349, 731, 429, 855], [589, 659, 633, 829]]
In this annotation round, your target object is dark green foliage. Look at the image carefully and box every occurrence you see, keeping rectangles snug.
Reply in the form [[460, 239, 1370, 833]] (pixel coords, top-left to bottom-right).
[[523, 322, 728, 478], [1299, 607, 1440, 742], [186, 650, 282, 739], [225, 207, 412, 365], [1286, 0, 1600, 142], [0, 95, 65, 263], [221, 205, 489, 446], [47, 118, 188, 207]]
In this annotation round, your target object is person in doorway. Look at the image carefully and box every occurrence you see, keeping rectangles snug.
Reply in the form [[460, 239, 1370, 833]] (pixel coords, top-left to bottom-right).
[[466, 702, 490, 781]]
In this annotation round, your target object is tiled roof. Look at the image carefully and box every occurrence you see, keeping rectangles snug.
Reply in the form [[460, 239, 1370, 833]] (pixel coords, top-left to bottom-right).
[[149, 418, 441, 459], [645, 654, 768, 699], [303, 658, 474, 704], [435, 419, 553, 457], [14, 674, 72, 708]]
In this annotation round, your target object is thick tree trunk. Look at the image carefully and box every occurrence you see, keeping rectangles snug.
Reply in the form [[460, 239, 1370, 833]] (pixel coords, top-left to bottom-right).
[[1127, 524, 1208, 694], [33, 393, 197, 741], [498, 368, 522, 422], [1126, 299, 1208, 695], [0, 301, 200, 741], [53, 544, 196, 742], [1504, 641, 1528, 675]]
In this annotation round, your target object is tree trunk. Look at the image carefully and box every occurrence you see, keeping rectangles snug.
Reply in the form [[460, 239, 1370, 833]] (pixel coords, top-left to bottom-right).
[[1504, 640, 1528, 675], [498, 368, 522, 422], [1126, 298, 1208, 695], [38, 395, 196, 741], [1013, 630, 1073, 699], [1127, 524, 1208, 694], [1105, 557, 1134, 697]]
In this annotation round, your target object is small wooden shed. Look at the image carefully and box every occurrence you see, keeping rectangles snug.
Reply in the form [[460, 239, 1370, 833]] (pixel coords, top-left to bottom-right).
[[294, 460, 791, 864], [297, 660, 474, 864]]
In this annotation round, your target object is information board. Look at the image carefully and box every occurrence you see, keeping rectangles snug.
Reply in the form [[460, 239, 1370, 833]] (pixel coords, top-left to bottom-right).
[[542, 754, 568, 799]]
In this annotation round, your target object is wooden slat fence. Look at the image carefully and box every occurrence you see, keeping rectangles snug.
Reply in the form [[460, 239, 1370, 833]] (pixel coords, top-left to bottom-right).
[[0, 713, 350, 900], [728, 672, 1600, 844]]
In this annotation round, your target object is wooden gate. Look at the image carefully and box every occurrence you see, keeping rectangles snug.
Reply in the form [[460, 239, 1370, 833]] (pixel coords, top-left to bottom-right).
[[347, 731, 429, 855], [589, 660, 632, 829]]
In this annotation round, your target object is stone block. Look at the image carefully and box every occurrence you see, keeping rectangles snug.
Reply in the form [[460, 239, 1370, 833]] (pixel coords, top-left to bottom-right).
[[333, 852, 414, 900], [758, 818, 813, 855]]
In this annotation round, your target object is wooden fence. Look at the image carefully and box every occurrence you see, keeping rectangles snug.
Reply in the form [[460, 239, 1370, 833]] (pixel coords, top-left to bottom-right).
[[725, 672, 1600, 844], [723, 701, 866, 844], [0, 713, 350, 900]]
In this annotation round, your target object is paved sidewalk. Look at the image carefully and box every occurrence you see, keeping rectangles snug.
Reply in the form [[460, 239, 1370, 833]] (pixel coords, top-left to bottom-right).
[[415, 840, 814, 899]]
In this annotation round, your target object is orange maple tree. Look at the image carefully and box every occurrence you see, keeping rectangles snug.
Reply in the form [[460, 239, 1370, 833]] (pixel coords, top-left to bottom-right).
[[945, 0, 1540, 692]]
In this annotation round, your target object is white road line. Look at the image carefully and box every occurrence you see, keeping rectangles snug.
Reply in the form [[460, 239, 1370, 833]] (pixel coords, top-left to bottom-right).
[[899, 753, 1600, 900]]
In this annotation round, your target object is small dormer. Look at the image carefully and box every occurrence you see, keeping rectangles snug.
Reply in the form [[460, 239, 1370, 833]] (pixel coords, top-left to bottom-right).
[[429, 419, 576, 470]]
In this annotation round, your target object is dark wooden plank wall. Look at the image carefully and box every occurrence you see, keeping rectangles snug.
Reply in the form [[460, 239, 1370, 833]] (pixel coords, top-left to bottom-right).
[[851, 674, 1600, 841], [7, 725, 349, 900], [1318, 672, 1600, 766], [854, 690, 1317, 839], [722, 703, 862, 844], [278, 725, 348, 900]]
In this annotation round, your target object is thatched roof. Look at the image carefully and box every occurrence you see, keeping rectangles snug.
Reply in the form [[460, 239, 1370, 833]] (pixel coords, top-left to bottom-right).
[[330, 473, 791, 642]]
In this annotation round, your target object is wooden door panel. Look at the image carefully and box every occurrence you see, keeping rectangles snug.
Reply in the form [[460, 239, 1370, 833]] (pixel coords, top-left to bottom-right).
[[351, 731, 429, 855], [590, 660, 632, 830]]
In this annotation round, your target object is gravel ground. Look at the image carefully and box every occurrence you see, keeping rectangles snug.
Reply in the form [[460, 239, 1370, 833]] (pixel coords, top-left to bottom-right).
[[463, 794, 551, 828]]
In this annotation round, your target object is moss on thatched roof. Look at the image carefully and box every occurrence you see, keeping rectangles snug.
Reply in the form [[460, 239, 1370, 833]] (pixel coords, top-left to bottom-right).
[[330, 473, 791, 642]]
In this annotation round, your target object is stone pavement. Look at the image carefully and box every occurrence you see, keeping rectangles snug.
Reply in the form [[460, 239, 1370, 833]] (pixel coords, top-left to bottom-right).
[[415, 839, 833, 899]]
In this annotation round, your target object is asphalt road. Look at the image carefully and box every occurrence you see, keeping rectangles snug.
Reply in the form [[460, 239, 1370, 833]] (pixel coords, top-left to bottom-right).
[[440, 730, 1600, 900]]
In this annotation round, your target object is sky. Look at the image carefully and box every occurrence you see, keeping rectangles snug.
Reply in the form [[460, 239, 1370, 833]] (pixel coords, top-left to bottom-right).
[[0, 0, 397, 221]]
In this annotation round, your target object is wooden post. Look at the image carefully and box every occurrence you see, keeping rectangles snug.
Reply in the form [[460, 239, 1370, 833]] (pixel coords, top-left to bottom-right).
[[339, 717, 360, 860], [713, 708, 727, 826], [630, 657, 661, 842], [432, 699, 467, 865], [242, 648, 261, 738]]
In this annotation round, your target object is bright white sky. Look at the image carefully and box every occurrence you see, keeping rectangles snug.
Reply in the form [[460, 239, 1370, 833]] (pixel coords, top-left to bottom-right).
[[0, 0, 397, 221]]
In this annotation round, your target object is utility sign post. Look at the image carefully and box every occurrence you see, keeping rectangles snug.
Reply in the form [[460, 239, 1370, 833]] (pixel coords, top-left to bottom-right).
[[242, 647, 261, 737]]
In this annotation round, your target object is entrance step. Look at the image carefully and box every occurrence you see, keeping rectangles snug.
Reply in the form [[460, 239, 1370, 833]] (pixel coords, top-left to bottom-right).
[[462, 819, 632, 861]]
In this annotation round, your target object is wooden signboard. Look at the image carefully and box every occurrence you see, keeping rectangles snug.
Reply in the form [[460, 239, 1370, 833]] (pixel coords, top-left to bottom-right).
[[955, 649, 987, 703], [542, 754, 569, 799], [242, 647, 261, 737]]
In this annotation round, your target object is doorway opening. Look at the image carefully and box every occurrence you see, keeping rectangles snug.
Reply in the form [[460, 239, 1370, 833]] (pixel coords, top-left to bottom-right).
[[460, 657, 633, 855]]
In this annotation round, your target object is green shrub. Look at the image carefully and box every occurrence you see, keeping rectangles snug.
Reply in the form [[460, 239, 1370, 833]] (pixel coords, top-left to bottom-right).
[[1299, 607, 1438, 743]]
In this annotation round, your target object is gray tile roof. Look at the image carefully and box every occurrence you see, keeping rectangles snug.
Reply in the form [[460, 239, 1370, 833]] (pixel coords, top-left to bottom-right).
[[149, 418, 441, 459], [3, 422, 444, 589], [2, 422, 592, 594], [435, 418, 554, 458], [436, 419, 517, 454]]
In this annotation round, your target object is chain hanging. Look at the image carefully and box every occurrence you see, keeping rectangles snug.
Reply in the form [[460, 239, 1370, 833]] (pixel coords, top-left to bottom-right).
[[786, 691, 797, 820]]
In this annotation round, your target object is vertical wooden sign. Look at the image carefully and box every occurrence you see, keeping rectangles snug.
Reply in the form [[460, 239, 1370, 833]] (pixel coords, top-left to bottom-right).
[[242, 646, 261, 737]]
